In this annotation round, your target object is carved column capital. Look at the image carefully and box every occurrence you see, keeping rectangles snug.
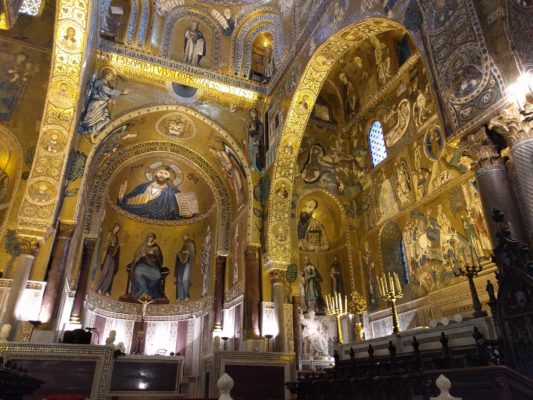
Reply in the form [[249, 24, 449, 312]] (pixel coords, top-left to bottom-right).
[[269, 268, 286, 285], [463, 128, 503, 169], [245, 244, 260, 259], [17, 235, 41, 256], [84, 237, 97, 251], [488, 104, 533, 148], [58, 222, 76, 238]]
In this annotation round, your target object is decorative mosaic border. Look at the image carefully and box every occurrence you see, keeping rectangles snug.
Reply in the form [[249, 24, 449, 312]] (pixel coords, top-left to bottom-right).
[[86, 291, 214, 320]]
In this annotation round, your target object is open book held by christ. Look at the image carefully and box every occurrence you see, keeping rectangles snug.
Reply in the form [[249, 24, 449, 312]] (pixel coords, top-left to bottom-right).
[[176, 192, 198, 217]]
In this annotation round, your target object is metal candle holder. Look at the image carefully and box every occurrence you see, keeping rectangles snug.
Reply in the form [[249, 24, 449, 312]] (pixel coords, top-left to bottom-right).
[[378, 272, 403, 335], [325, 291, 348, 344], [453, 248, 487, 318]]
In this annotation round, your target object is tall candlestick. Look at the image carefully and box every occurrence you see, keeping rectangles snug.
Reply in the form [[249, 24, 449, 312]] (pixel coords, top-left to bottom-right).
[[394, 272, 401, 295], [344, 295, 347, 314], [389, 273, 395, 296]]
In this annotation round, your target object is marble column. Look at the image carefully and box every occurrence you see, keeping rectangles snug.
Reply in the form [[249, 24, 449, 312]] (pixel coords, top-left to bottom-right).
[[490, 105, 533, 245], [213, 255, 226, 332], [270, 268, 289, 353], [292, 295, 302, 369], [69, 238, 96, 323], [39, 222, 76, 326], [244, 245, 261, 339], [465, 128, 526, 246], [0, 236, 40, 340]]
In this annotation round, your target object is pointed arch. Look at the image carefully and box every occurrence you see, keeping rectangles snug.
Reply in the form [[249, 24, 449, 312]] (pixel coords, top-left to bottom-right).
[[266, 18, 424, 269], [232, 10, 286, 77], [161, 7, 223, 70], [75, 104, 254, 252]]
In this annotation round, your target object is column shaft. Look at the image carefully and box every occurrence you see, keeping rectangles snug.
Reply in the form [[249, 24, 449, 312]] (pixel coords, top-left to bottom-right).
[[39, 223, 75, 325], [0, 236, 39, 340], [510, 139, 533, 245], [213, 255, 226, 332], [244, 246, 260, 338], [475, 165, 526, 245], [69, 238, 96, 323], [292, 295, 302, 369], [270, 269, 288, 353]]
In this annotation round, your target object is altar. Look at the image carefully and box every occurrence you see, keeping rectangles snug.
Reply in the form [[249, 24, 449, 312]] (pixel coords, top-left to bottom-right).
[[0, 343, 185, 400]]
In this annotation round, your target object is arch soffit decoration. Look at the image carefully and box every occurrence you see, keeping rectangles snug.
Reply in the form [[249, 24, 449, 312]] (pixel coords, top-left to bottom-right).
[[0, 126, 23, 241], [76, 104, 253, 249], [232, 9, 285, 75], [161, 7, 223, 70], [86, 142, 231, 253], [266, 18, 408, 269], [297, 187, 356, 291]]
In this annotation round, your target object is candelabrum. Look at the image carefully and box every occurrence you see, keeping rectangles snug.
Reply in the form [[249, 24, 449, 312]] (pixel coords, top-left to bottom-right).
[[325, 291, 348, 344], [378, 272, 403, 335], [348, 291, 367, 341], [452, 250, 487, 318]]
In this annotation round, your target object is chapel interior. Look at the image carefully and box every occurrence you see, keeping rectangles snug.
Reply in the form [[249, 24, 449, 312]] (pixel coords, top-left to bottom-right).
[[0, 0, 533, 399]]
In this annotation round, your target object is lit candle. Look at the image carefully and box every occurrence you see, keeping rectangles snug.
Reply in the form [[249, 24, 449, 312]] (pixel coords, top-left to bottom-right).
[[344, 295, 348, 314], [394, 272, 401, 295], [389, 272, 395, 296]]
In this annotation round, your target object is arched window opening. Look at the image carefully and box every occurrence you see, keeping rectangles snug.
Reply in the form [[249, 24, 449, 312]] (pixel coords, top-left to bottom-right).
[[369, 121, 387, 167]]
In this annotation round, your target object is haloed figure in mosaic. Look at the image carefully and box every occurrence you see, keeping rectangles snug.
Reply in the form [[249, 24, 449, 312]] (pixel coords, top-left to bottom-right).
[[95, 223, 121, 296], [175, 233, 196, 301], [303, 255, 325, 312], [118, 163, 182, 220], [184, 21, 206, 66], [79, 67, 127, 142], [129, 233, 166, 300]]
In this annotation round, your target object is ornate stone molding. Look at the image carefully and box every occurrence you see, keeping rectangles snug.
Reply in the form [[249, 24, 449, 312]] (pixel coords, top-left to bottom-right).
[[489, 103, 533, 148]]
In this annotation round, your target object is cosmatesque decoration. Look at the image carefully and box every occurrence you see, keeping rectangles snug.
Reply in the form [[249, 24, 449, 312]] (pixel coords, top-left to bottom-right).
[[17, 0, 92, 238], [266, 18, 403, 270]]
